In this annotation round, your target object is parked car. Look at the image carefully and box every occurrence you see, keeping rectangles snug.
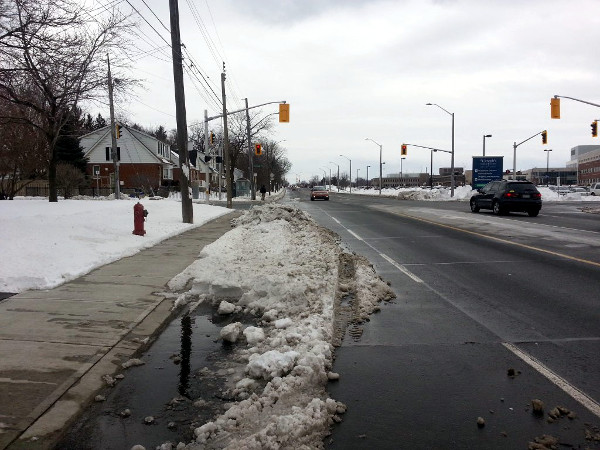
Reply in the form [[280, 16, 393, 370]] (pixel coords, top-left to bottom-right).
[[310, 186, 329, 201], [590, 182, 600, 196], [569, 186, 590, 195], [470, 180, 542, 216]]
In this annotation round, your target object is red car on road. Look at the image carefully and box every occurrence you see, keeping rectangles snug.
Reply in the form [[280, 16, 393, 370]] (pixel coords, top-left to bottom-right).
[[310, 186, 329, 201]]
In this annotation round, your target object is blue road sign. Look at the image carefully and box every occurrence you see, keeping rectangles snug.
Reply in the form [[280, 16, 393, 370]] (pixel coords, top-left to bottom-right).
[[472, 156, 503, 190]]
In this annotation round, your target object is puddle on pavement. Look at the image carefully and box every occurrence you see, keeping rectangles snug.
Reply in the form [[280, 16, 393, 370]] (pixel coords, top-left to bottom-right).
[[56, 301, 253, 450]]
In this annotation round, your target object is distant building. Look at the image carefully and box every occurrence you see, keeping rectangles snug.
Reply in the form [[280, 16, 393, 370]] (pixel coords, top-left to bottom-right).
[[578, 148, 600, 185], [519, 168, 577, 185]]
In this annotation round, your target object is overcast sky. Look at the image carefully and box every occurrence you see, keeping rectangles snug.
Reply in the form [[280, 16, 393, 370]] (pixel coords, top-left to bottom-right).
[[101, 0, 600, 183]]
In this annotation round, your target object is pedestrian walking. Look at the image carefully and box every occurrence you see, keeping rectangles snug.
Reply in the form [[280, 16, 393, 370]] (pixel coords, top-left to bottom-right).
[[260, 184, 267, 201]]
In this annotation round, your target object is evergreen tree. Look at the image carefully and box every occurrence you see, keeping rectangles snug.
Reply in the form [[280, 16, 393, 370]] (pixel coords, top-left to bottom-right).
[[55, 113, 88, 172]]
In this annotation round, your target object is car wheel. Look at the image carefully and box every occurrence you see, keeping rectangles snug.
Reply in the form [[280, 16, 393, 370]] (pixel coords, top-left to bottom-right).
[[325, 198, 329, 201], [310, 197, 314, 201], [470, 200, 480, 213], [592, 192, 596, 196], [492, 201, 504, 215], [528, 209, 540, 217]]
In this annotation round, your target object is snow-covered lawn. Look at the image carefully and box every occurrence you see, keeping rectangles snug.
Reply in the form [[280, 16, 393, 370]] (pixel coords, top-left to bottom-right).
[[0, 196, 230, 293]]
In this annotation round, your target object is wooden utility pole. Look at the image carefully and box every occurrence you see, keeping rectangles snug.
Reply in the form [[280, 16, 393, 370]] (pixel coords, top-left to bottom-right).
[[221, 70, 232, 209], [107, 54, 120, 199], [169, 0, 193, 223]]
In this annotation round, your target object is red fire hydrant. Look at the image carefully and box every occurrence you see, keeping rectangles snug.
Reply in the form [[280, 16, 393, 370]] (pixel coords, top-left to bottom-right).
[[133, 202, 148, 236]]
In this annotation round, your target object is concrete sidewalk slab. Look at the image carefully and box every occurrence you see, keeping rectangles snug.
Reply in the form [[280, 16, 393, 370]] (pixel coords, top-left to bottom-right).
[[0, 211, 240, 450]]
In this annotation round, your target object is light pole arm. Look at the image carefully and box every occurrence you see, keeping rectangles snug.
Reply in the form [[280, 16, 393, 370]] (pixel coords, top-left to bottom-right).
[[404, 143, 452, 153], [516, 130, 545, 148], [206, 100, 286, 122], [554, 95, 600, 109]]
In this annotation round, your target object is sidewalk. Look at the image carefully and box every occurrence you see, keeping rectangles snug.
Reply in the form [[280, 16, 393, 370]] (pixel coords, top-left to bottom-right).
[[0, 211, 241, 450]]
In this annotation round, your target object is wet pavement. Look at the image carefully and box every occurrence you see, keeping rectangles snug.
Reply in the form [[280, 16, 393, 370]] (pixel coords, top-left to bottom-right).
[[55, 303, 255, 450]]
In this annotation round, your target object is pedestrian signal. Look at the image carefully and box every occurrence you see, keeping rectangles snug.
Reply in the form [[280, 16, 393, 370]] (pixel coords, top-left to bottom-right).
[[401, 144, 407, 156], [550, 98, 560, 119], [541, 130, 547, 145], [255, 144, 262, 156], [279, 103, 290, 123]]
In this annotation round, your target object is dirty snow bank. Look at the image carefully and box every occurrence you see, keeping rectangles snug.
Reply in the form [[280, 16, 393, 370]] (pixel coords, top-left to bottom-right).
[[166, 204, 392, 449]]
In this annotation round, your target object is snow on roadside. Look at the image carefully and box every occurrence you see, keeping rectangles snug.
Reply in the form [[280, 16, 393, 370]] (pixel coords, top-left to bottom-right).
[[167, 204, 393, 449]]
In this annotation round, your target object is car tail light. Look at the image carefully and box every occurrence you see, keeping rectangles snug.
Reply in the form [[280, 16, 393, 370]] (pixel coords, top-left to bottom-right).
[[533, 192, 541, 198], [503, 192, 517, 198]]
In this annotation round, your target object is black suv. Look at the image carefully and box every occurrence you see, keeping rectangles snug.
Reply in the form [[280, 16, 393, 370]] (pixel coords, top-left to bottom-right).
[[470, 180, 542, 216]]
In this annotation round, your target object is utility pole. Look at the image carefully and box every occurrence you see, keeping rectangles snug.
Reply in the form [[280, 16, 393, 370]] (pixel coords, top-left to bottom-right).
[[169, 0, 193, 223], [203, 110, 210, 203], [107, 54, 120, 199], [244, 98, 256, 200], [221, 70, 232, 208]]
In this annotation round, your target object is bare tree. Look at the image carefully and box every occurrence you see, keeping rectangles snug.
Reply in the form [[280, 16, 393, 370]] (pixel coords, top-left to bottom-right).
[[0, 0, 135, 201], [55, 162, 85, 198], [0, 97, 47, 199]]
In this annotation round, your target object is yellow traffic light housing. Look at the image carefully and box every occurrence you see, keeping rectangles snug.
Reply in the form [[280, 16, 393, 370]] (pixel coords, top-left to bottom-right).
[[279, 103, 290, 123], [209, 132, 215, 144], [541, 130, 547, 145], [592, 121, 598, 137], [401, 144, 407, 156], [115, 124, 121, 139], [255, 143, 262, 156], [550, 98, 560, 119]]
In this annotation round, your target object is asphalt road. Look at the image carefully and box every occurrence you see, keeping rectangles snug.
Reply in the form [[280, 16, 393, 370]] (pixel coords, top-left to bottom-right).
[[286, 189, 600, 449]]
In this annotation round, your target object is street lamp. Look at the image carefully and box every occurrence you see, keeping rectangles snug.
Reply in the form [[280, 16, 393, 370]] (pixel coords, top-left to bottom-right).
[[365, 138, 383, 195], [329, 162, 340, 192], [483, 134, 492, 156], [356, 168, 360, 188], [426, 103, 455, 196], [339, 155, 351, 193], [430, 149, 437, 189], [544, 149, 553, 186], [366, 165, 371, 188]]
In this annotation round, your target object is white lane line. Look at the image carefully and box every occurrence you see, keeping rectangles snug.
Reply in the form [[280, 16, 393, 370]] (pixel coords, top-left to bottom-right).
[[503, 342, 600, 419], [347, 230, 363, 241], [380, 253, 424, 283], [331, 216, 341, 224]]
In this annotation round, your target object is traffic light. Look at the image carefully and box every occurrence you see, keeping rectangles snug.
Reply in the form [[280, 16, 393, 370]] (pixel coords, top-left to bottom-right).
[[592, 121, 598, 137], [115, 124, 121, 139], [210, 132, 215, 144], [401, 144, 407, 156], [279, 103, 290, 123], [550, 97, 560, 119], [541, 130, 547, 145], [255, 143, 262, 156]]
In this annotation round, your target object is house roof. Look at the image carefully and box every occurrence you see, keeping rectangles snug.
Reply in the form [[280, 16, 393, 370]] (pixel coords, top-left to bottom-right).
[[81, 124, 173, 166]]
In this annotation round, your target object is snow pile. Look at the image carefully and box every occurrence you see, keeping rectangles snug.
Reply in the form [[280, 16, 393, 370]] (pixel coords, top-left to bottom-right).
[[167, 204, 390, 449]]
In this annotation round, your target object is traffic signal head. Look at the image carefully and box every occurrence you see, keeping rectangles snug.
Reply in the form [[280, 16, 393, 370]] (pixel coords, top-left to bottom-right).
[[550, 98, 560, 119], [541, 130, 547, 145], [255, 143, 262, 156], [210, 132, 215, 144], [115, 124, 121, 139], [592, 121, 598, 137], [401, 144, 407, 156], [279, 103, 290, 123]]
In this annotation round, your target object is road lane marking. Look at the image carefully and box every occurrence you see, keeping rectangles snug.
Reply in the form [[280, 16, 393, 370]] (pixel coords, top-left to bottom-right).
[[331, 216, 341, 224], [347, 230, 363, 241], [503, 342, 600, 419], [380, 253, 423, 283], [389, 211, 600, 268]]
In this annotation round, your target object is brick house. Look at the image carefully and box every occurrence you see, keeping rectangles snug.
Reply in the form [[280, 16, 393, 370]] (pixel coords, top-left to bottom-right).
[[81, 124, 216, 194]]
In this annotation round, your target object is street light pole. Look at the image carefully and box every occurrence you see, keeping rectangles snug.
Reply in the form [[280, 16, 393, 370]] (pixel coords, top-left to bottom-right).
[[544, 149, 553, 186], [426, 103, 455, 196], [366, 165, 370, 188], [356, 168, 360, 188], [483, 134, 492, 156], [365, 138, 383, 195], [339, 155, 351, 193], [329, 162, 340, 192]]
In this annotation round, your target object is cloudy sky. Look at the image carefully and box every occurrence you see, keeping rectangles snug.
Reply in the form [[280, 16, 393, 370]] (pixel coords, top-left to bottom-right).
[[100, 0, 600, 183]]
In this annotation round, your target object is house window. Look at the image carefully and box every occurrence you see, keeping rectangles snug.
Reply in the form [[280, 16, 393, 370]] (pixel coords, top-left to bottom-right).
[[105, 147, 120, 161], [163, 167, 173, 180], [92, 165, 100, 176]]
